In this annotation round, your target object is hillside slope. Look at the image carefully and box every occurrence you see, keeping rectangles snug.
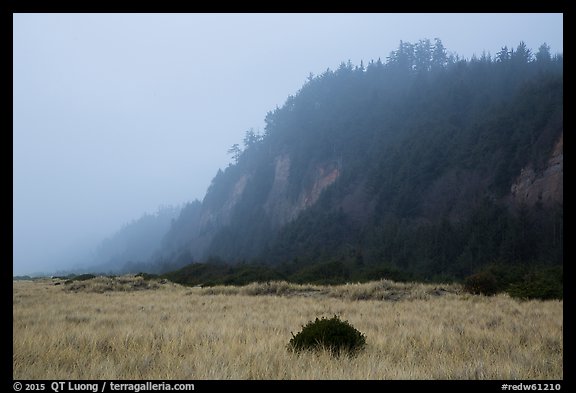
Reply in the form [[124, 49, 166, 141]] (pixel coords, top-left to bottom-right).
[[153, 40, 562, 280]]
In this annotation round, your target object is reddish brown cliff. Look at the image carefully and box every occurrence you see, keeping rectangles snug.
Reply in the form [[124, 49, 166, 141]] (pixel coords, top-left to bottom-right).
[[510, 132, 563, 206]]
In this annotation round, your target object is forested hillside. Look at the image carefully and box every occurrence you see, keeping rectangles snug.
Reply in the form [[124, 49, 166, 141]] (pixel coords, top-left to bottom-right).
[[114, 39, 563, 284]]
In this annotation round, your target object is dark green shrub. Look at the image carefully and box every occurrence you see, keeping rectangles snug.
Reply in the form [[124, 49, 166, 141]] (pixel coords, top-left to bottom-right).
[[463, 271, 499, 295], [288, 315, 366, 357], [135, 272, 158, 281], [72, 273, 96, 281], [507, 268, 563, 300], [480, 263, 528, 292]]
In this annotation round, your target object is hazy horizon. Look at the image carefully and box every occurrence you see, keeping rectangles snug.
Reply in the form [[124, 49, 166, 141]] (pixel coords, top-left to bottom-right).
[[13, 13, 563, 276]]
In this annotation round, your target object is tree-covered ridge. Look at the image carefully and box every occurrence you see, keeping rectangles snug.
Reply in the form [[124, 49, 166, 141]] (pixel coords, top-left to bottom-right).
[[155, 39, 562, 283]]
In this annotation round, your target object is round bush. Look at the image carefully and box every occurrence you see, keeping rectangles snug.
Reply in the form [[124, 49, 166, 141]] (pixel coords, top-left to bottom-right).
[[463, 271, 499, 295], [288, 315, 366, 356]]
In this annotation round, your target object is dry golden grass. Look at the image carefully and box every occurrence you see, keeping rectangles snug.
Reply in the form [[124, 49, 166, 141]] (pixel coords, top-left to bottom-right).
[[13, 276, 562, 380]]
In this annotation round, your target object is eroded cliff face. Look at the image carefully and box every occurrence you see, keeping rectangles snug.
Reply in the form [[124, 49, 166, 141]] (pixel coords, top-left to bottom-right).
[[200, 174, 249, 229], [298, 164, 340, 210], [510, 132, 563, 207], [180, 153, 340, 260], [263, 154, 292, 226], [264, 154, 340, 226]]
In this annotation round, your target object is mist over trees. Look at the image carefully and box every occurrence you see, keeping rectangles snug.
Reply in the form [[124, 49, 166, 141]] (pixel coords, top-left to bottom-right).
[[87, 205, 182, 273], [158, 39, 562, 283], [54, 39, 562, 284]]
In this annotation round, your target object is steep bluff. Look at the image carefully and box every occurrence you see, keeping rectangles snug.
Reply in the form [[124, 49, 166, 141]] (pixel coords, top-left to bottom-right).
[[264, 155, 339, 226], [511, 132, 563, 207], [158, 153, 341, 262], [154, 42, 562, 275]]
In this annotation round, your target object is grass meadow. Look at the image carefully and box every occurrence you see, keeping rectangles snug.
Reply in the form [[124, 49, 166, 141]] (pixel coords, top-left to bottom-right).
[[13, 276, 562, 379]]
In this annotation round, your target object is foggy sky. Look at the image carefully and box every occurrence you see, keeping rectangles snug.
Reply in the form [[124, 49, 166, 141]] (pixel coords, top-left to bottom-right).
[[13, 13, 563, 275]]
